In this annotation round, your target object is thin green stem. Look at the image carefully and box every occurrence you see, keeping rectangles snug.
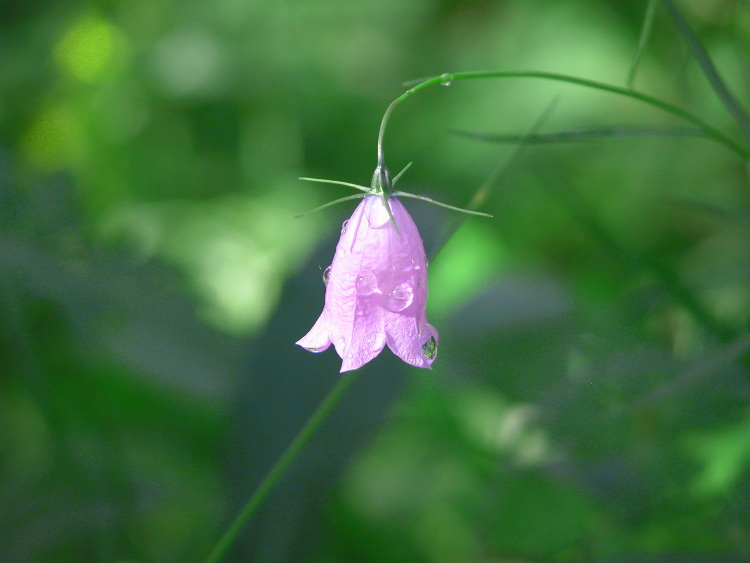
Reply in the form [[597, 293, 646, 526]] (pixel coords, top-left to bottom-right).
[[376, 71, 749, 161], [205, 370, 362, 563]]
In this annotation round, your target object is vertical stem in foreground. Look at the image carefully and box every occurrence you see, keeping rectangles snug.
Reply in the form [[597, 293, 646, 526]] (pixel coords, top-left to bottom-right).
[[205, 370, 361, 563]]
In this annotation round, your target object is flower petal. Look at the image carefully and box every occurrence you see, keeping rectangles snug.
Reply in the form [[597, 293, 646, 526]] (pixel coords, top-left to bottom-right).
[[339, 300, 386, 372], [296, 309, 332, 353], [298, 194, 438, 371], [324, 199, 369, 357], [385, 317, 438, 368]]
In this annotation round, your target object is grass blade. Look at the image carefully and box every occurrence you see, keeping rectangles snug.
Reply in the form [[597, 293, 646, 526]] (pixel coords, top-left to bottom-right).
[[661, 0, 750, 141], [452, 125, 712, 144], [628, 0, 659, 88]]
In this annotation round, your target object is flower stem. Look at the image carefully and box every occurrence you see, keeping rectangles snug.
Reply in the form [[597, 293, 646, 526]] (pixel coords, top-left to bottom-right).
[[204, 369, 362, 563], [376, 71, 749, 162]]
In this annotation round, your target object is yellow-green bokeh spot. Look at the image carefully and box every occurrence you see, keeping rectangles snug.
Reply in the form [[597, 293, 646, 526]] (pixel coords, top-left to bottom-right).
[[683, 413, 750, 497], [428, 220, 506, 316], [54, 14, 122, 82], [21, 104, 80, 172]]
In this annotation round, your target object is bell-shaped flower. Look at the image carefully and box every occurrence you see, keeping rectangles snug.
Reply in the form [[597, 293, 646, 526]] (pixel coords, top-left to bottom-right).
[[297, 193, 438, 372]]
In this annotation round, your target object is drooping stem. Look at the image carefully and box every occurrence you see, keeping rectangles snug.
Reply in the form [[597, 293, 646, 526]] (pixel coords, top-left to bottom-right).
[[375, 71, 749, 162], [204, 369, 362, 563], [376, 87, 418, 168]]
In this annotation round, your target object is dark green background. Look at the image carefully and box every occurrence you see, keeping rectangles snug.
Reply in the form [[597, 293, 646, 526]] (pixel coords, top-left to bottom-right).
[[2, 0, 750, 561]]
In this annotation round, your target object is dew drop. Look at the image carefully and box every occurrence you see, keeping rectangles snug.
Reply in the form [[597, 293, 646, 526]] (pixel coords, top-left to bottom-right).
[[440, 73, 452, 86], [341, 219, 349, 234], [322, 265, 331, 285], [387, 282, 414, 312], [421, 336, 437, 360], [356, 270, 378, 295], [304, 346, 319, 353]]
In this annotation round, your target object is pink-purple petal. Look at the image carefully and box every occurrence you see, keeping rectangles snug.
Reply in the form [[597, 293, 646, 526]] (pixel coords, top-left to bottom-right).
[[339, 301, 386, 372], [385, 316, 438, 369], [297, 194, 438, 371], [295, 310, 332, 353]]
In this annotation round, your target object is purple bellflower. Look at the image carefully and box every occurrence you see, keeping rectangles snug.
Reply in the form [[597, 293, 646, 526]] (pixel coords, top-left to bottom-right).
[[297, 163, 490, 372]]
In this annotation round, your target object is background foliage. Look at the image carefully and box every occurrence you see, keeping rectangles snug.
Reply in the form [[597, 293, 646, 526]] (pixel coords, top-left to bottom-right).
[[2, 0, 750, 561]]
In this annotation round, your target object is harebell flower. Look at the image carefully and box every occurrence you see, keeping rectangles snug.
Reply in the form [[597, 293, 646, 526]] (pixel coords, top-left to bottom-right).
[[297, 162, 490, 372]]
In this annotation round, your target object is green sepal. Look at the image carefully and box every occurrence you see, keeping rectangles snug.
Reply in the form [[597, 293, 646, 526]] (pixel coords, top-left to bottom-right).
[[295, 193, 366, 218], [391, 190, 492, 217], [298, 177, 369, 192]]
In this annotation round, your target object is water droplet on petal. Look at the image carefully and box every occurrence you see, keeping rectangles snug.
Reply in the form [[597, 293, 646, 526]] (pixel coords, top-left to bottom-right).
[[422, 336, 437, 359], [304, 346, 319, 353], [387, 282, 414, 312], [322, 266, 331, 285], [356, 270, 378, 295], [341, 219, 349, 234]]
